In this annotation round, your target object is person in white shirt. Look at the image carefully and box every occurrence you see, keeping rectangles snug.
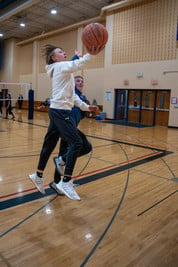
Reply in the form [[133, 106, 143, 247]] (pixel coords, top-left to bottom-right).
[[29, 44, 100, 201], [51, 75, 92, 192]]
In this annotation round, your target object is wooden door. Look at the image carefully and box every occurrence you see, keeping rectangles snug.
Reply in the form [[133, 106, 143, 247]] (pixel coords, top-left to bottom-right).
[[128, 90, 141, 123], [141, 90, 155, 125], [155, 90, 170, 126]]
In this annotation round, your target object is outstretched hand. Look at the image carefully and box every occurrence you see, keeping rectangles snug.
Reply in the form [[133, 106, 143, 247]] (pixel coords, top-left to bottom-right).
[[74, 50, 82, 57]]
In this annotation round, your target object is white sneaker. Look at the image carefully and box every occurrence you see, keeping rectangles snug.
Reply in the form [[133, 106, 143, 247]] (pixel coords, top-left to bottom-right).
[[56, 180, 80, 201], [49, 181, 64, 195], [29, 173, 45, 194], [72, 179, 79, 187], [53, 156, 65, 176]]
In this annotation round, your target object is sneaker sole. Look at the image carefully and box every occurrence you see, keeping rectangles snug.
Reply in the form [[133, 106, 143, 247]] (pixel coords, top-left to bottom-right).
[[49, 182, 64, 195], [29, 175, 45, 194]]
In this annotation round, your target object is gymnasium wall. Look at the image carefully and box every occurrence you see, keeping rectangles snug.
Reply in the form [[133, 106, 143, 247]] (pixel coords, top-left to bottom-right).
[[0, 0, 177, 126], [100, 0, 178, 126], [0, 39, 19, 83], [112, 0, 177, 64], [19, 43, 33, 75]]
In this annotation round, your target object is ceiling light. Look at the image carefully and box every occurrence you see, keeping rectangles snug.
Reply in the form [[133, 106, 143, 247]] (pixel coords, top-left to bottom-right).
[[20, 22, 26, 27], [50, 9, 58, 15], [0, 33, 4, 37], [17, 15, 26, 27]]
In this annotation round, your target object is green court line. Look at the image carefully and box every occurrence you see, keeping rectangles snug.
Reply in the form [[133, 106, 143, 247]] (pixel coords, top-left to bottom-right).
[[0, 195, 58, 238]]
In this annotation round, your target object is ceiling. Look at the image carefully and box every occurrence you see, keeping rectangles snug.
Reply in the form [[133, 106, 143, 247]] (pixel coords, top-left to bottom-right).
[[0, 0, 122, 41]]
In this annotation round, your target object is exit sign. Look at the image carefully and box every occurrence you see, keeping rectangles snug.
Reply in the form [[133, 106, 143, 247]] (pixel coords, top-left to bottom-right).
[[151, 80, 158, 85]]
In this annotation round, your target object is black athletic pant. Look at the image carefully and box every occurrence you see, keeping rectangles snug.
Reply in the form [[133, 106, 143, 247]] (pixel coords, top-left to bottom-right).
[[53, 130, 92, 183], [37, 108, 92, 180]]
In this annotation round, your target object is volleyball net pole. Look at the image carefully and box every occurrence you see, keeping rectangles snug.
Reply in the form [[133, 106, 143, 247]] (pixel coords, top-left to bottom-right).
[[28, 86, 34, 120], [0, 82, 34, 120]]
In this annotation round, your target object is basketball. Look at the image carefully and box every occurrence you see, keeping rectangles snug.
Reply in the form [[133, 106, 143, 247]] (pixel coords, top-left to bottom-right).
[[81, 23, 108, 55]]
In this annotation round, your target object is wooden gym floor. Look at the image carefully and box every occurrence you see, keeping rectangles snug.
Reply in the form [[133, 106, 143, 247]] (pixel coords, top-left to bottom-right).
[[0, 109, 178, 267]]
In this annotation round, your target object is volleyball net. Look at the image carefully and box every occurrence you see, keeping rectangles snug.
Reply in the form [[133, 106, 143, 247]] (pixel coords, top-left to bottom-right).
[[0, 82, 34, 119]]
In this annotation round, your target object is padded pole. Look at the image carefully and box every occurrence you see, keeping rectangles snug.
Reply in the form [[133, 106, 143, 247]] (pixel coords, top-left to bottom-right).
[[28, 89, 34, 120]]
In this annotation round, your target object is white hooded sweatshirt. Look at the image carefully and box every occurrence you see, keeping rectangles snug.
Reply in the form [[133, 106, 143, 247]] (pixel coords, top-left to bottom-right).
[[46, 53, 91, 111]]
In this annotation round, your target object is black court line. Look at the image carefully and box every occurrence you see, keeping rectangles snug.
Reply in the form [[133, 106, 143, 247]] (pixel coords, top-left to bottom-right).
[[99, 120, 151, 128], [1, 119, 175, 265], [8, 118, 48, 128], [0, 189, 55, 211], [160, 157, 177, 178], [0, 154, 41, 159], [133, 168, 176, 182], [1, 119, 174, 210], [76, 151, 172, 185], [5, 118, 169, 152], [0, 253, 12, 267], [0, 195, 58, 238], [87, 134, 168, 152], [1, 150, 172, 211], [80, 170, 130, 267], [137, 190, 178, 216]]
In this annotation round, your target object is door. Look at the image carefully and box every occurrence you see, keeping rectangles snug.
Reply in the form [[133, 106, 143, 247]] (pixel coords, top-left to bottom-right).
[[128, 90, 141, 123], [155, 90, 170, 126], [141, 90, 155, 125], [115, 89, 170, 126], [114, 89, 127, 120]]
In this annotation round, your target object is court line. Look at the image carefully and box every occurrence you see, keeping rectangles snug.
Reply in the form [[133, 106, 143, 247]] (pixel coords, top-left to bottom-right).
[[80, 136, 131, 266], [0, 195, 58, 238], [160, 157, 177, 178], [133, 168, 176, 182], [80, 141, 174, 266], [1, 129, 175, 266], [80, 170, 130, 267], [0, 126, 173, 236], [0, 150, 160, 199], [0, 140, 160, 159], [0, 184, 49, 199], [137, 190, 178, 216], [1, 146, 171, 231], [2, 117, 169, 151], [1, 118, 177, 266], [0, 253, 12, 267], [74, 150, 163, 180], [88, 134, 169, 151], [2, 130, 132, 266], [78, 150, 93, 175], [0, 153, 55, 159], [0, 152, 165, 201], [75, 151, 171, 186]]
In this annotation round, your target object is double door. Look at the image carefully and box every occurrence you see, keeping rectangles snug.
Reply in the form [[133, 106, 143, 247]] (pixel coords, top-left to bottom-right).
[[114, 89, 170, 126]]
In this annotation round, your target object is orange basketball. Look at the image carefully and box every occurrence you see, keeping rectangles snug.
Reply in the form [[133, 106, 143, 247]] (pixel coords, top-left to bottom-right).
[[81, 23, 108, 55]]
